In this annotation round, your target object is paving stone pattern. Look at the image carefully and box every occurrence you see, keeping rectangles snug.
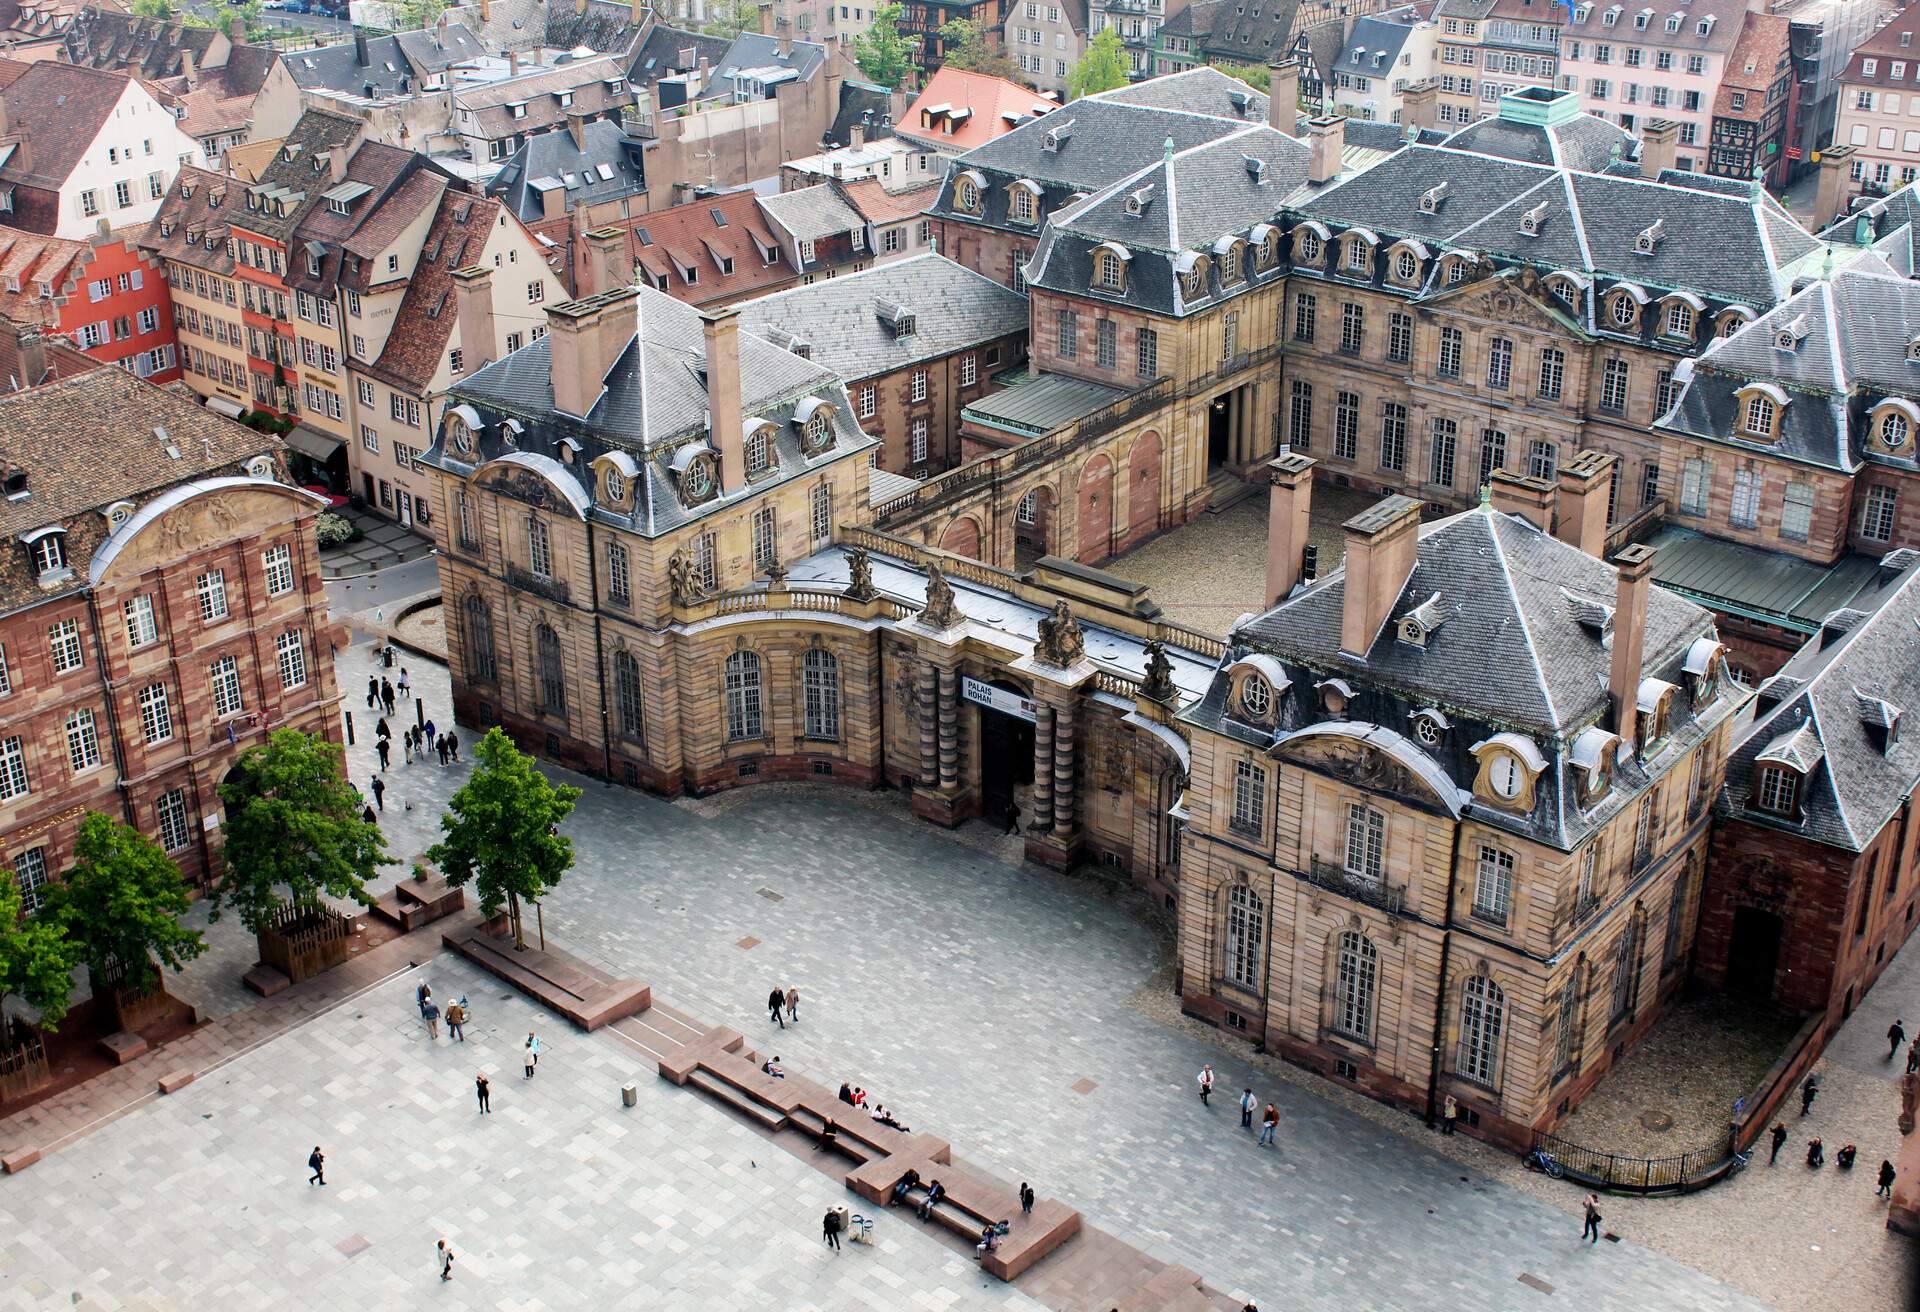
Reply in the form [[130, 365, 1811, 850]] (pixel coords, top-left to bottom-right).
[[245, 639, 1770, 1312]]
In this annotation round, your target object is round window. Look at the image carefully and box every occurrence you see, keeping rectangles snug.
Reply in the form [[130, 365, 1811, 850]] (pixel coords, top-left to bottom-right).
[[1299, 231, 1321, 263], [1240, 673, 1271, 718], [1396, 251, 1417, 281], [805, 412, 832, 451], [450, 419, 474, 456], [1414, 716, 1441, 746], [1885, 413, 1909, 448], [1611, 294, 1637, 328], [605, 467, 626, 502], [1488, 753, 1524, 801], [682, 455, 715, 503]]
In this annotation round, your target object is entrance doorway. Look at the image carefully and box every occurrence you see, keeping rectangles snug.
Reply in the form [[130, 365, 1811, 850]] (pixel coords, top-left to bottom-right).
[[1727, 905, 1783, 1001], [976, 683, 1035, 831], [1208, 395, 1231, 469]]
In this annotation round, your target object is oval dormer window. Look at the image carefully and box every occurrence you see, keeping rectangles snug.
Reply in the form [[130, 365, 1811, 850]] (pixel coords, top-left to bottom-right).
[[605, 467, 626, 502], [1487, 753, 1525, 800], [1241, 673, 1271, 718], [246, 455, 275, 480], [804, 411, 832, 452]]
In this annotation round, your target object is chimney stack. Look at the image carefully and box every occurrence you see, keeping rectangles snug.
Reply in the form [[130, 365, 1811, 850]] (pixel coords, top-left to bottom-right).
[[180, 48, 198, 89], [1488, 469, 1556, 531], [435, 11, 448, 46], [777, 16, 792, 57], [1305, 115, 1345, 186], [328, 144, 350, 184], [1266, 59, 1298, 133], [1639, 118, 1679, 178], [1555, 449, 1616, 558], [1609, 544, 1657, 756], [229, 14, 245, 46], [354, 29, 370, 66], [566, 109, 588, 150], [583, 224, 629, 294], [1265, 452, 1316, 604], [17, 326, 45, 387], [850, 123, 864, 147], [1338, 496, 1423, 659], [509, 48, 520, 76], [479, 0, 491, 18], [452, 265, 498, 374], [547, 287, 638, 418], [575, 0, 588, 15], [541, 182, 566, 221], [1402, 78, 1439, 133], [757, 0, 774, 35], [1816, 144, 1857, 230], [703, 307, 745, 493]]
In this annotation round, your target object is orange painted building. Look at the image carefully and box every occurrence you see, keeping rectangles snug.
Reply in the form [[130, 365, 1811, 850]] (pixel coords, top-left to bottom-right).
[[0, 224, 179, 384]]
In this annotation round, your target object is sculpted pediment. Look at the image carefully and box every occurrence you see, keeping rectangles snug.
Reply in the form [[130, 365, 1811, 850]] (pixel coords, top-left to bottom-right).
[[476, 462, 581, 516], [98, 484, 307, 582], [1431, 271, 1587, 339], [1274, 726, 1461, 815]]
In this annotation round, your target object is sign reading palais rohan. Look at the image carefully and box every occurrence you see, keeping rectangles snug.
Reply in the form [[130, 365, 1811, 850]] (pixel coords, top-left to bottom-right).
[[962, 676, 1038, 723]]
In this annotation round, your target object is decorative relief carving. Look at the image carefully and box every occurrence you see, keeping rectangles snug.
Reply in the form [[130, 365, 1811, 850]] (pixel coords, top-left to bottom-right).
[[486, 466, 572, 514], [667, 548, 707, 607]]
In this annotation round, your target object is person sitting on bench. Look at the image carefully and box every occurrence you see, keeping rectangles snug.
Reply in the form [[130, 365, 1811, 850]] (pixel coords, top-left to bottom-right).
[[817, 1117, 838, 1153], [916, 1179, 945, 1221], [890, 1168, 922, 1207], [975, 1223, 1000, 1260], [762, 1056, 785, 1079]]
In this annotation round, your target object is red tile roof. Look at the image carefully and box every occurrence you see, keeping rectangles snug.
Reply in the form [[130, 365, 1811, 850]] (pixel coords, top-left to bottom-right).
[[838, 177, 941, 227], [364, 191, 501, 394], [0, 225, 85, 328], [898, 68, 1056, 153], [0, 62, 140, 186], [531, 188, 797, 306]]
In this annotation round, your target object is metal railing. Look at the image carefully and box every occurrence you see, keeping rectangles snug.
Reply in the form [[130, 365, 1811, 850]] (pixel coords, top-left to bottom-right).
[[1305, 856, 1407, 915], [506, 566, 569, 605], [1531, 1128, 1738, 1195]]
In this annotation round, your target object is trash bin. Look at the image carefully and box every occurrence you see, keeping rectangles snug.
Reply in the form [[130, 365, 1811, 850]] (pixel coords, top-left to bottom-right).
[[833, 1204, 850, 1233], [621, 1082, 637, 1108]]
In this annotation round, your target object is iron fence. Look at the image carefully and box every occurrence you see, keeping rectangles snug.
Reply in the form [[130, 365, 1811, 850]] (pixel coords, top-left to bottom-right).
[[1531, 1127, 1738, 1195]]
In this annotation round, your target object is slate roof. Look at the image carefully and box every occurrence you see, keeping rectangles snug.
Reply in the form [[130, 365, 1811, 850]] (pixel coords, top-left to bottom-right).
[[630, 23, 730, 85], [704, 31, 829, 99], [1440, 108, 1636, 173], [486, 118, 648, 224], [1183, 501, 1733, 850], [758, 184, 865, 243], [1820, 179, 1920, 273], [1333, 15, 1418, 79], [0, 365, 279, 611], [282, 29, 479, 96], [430, 283, 875, 537], [58, 10, 222, 79], [454, 54, 635, 140], [1720, 552, 1920, 851], [734, 253, 1027, 383], [363, 192, 502, 394], [1199, 0, 1302, 65], [393, 23, 488, 72]]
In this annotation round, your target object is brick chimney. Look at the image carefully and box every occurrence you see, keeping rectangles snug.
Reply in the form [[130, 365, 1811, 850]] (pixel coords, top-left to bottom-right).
[[1555, 450, 1616, 558], [16, 325, 44, 388], [1267, 59, 1298, 133], [479, 0, 491, 18], [541, 183, 566, 221], [1816, 145, 1857, 230], [777, 15, 792, 57], [229, 14, 245, 46], [702, 306, 745, 493], [757, 0, 774, 35], [452, 265, 497, 374], [1266, 452, 1315, 605], [328, 144, 350, 184], [509, 48, 520, 76], [1489, 469, 1556, 532], [583, 224, 629, 294], [1609, 543, 1657, 755], [1306, 115, 1345, 186], [1402, 79, 1438, 134], [547, 287, 638, 418], [180, 48, 198, 89], [354, 29, 370, 66], [1640, 118, 1679, 178], [1339, 495, 1422, 660], [566, 109, 588, 150]]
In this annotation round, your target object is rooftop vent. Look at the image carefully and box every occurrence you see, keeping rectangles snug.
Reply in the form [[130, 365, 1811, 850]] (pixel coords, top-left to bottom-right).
[[1634, 217, 1665, 254], [1244, 154, 1267, 183], [1519, 199, 1550, 235], [1419, 181, 1449, 213]]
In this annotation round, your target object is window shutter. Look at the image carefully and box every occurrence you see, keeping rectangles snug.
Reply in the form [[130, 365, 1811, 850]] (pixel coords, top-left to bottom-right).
[[129, 268, 143, 290]]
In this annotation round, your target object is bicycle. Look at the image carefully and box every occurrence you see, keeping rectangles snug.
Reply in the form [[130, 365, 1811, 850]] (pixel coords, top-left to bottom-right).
[[1524, 1145, 1566, 1179]]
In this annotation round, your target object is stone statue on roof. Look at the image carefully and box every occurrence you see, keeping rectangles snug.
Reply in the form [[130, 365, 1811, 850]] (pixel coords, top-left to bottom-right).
[[1141, 639, 1176, 704], [920, 561, 960, 629], [845, 546, 877, 602], [1035, 600, 1084, 669]]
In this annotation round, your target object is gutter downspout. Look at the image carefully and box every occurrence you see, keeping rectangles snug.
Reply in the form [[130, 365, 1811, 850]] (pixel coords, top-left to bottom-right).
[[1425, 810, 1468, 1128]]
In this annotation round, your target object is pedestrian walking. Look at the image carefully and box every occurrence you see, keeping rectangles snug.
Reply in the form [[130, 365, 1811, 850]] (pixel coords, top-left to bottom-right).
[[366, 676, 378, 709], [787, 986, 800, 1023], [1019, 1182, 1035, 1215], [423, 718, 436, 745], [371, 776, 386, 812], [1239, 1087, 1256, 1129], [1800, 1073, 1820, 1116], [423, 999, 440, 1039], [376, 738, 390, 771], [1807, 1137, 1825, 1168], [448, 732, 459, 762], [437, 1239, 454, 1281], [446, 999, 466, 1041], [1442, 1094, 1458, 1136], [823, 1208, 843, 1251], [1259, 1103, 1278, 1147], [398, 667, 410, 697], [436, 735, 449, 765], [1581, 1194, 1602, 1244], [1891, 1018, 1908, 1060], [524, 1032, 540, 1077], [476, 1072, 490, 1113], [1769, 1122, 1788, 1164], [1879, 1159, 1897, 1198], [380, 679, 395, 715], [402, 733, 414, 765], [376, 717, 391, 742], [308, 1146, 326, 1186], [1197, 1064, 1214, 1106], [769, 986, 787, 1028], [417, 980, 432, 1010]]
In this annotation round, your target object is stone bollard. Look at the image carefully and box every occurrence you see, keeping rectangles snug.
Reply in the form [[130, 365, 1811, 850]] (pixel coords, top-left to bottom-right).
[[622, 1082, 637, 1108]]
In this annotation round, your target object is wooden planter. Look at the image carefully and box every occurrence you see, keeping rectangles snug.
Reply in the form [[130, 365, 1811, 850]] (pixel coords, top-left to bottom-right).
[[0, 1018, 50, 1103], [256, 901, 355, 984]]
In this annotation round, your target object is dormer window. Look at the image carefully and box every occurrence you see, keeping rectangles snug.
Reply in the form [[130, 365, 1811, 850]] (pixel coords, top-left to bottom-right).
[[1738, 384, 1787, 440], [1473, 733, 1544, 809], [1124, 184, 1154, 216], [954, 174, 982, 213], [1519, 201, 1550, 236], [1409, 708, 1448, 746], [1446, 256, 1471, 286], [1041, 119, 1073, 152], [28, 530, 64, 578], [1744, 394, 1777, 436], [1419, 181, 1449, 214], [1240, 672, 1272, 718], [745, 425, 771, 474], [1634, 219, 1664, 254], [1907, 333, 1920, 363], [1755, 764, 1799, 816], [1256, 227, 1280, 269], [1776, 315, 1809, 351], [1342, 234, 1371, 272], [1010, 180, 1040, 224], [1609, 291, 1639, 328], [1884, 411, 1911, 449], [1096, 246, 1127, 291], [1663, 302, 1695, 338]]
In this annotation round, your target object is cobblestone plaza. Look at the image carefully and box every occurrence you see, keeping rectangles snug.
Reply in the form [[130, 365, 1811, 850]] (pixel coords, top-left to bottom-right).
[[2, 637, 1913, 1310]]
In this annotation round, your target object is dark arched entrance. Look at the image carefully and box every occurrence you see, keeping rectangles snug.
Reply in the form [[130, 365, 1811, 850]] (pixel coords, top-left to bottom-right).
[[971, 676, 1035, 832]]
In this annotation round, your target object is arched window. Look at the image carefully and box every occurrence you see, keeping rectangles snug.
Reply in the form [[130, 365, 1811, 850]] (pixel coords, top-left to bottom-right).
[[1610, 293, 1637, 328], [1097, 250, 1124, 290], [1343, 236, 1368, 271], [1395, 249, 1417, 282], [803, 647, 840, 741], [464, 594, 496, 682], [1258, 229, 1280, 268], [1664, 302, 1695, 337], [1298, 229, 1322, 263], [1609, 912, 1642, 1021], [535, 623, 565, 715], [956, 178, 979, 211], [1457, 975, 1505, 1085], [1334, 930, 1378, 1040], [1225, 884, 1264, 988], [1743, 393, 1776, 436], [1012, 186, 1035, 223], [613, 649, 643, 742], [724, 649, 762, 741], [1883, 411, 1910, 448]]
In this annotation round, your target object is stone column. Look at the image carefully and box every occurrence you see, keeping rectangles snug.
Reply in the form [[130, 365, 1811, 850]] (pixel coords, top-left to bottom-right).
[[937, 667, 960, 791], [917, 663, 937, 788], [1051, 699, 1076, 839], [1031, 705, 1055, 832]]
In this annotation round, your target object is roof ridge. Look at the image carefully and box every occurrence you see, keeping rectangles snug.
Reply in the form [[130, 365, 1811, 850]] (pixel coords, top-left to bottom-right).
[[1486, 508, 1562, 726]]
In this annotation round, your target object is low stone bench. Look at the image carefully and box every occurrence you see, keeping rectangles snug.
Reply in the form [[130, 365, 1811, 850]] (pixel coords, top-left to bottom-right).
[[444, 927, 649, 1031], [97, 1031, 148, 1066], [1113, 1263, 1215, 1311], [241, 964, 290, 997]]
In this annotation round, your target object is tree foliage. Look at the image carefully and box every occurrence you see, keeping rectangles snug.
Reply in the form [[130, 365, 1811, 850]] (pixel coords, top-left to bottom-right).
[[939, 18, 1020, 79], [1218, 62, 1269, 93], [702, 0, 762, 38], [48, 813, 205, 997], [395, 0, 449, 31], [130, 0, 174, 18], [853, 3, 914, 87], [427, 728, 580, 949], [1067, 28, 1129, 100], [213, 729, 390, 934], [0, 872, 79, 1032]]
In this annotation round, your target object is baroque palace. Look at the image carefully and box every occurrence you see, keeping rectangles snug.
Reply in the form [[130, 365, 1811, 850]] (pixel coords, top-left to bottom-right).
[[416, 67, 1920, 1147]]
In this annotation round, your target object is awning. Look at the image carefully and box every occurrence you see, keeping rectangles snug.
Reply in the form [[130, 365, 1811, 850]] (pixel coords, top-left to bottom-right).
[[284, 425, 344, 461], [204, 395, 246, 419]]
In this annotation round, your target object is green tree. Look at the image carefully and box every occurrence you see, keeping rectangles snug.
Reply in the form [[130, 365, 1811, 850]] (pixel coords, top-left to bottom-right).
[[1218, 62, 1269, 93], [1067, 28, 1129, 100], [0, 872, 79, 1032], [48, 813, 206, 998], [853, 2, 914, 87], [938, 17, 1019, 79], [129, 0, 174, 18], [396, 0, 448, 30], [212, 729, 390, 934], [702, 0, 761, 38], [428, 728, 580, 950]]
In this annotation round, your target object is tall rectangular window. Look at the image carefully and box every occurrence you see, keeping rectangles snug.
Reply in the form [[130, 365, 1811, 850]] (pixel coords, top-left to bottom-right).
[[1633, 793, 1656, 867], [1473, 846, 1515, 926], [1600, 358, 1630, 413], [1222, 311, 1239, 360], [811, 482, 833, 547], [1056, 307, 1077, 358], [1231, 759, 1265, 835], [1554, 971, 1580, 1074], [1340, 302, 1365, 353], [1537, 347, 1565, 400], [1293, 291, 1317, 342], [910, 419, 929, 464], [10, 846, 46, 914], [693, 531, 717, 589], [1387, 312, 1412, 364], [49, 617, 83, 673], [0, 643, 12, 696], [1380, 403, 1407, 472], [276, 631, 307, 690], [124, 595, 158, 649], [1437, 327, 1462, 379], [0, 736, 27, 800], [1486, 336, 1513, 389], [1781, 482, 1814, 542], [262, 543, 295, 596], [1344, 804, 1385, 880], [607, 542, 631, 606], [1730, 467, 1760, 529], [1096, 318, 1117, 368], [458, 490, 480, 551], [527, 518, 552, 579], [1479, 429, 1507, 487], [1655, 368, 1679, 416], [1429, 419, 1457, 487], [1680, 457, 1711, 516], [155, 788, 191, 852], [196, 569, 229, 622], [66, 708, 100, 773], [1288, 380, 1313, 449], [752, 507, 777, 569], [210, 654, 243, 718], [1641, 462, 1660, 508], [1136, 327, 1158, 377], [1863, 484, 1898, 541], [1334, 391, 1360, 460], [1527, 439, 1557, 481], [139, 682, 173, 744]]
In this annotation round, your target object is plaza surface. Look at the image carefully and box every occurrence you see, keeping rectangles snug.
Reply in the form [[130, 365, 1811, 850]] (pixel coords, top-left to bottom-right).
[[3, 630, 1914, 1311]]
